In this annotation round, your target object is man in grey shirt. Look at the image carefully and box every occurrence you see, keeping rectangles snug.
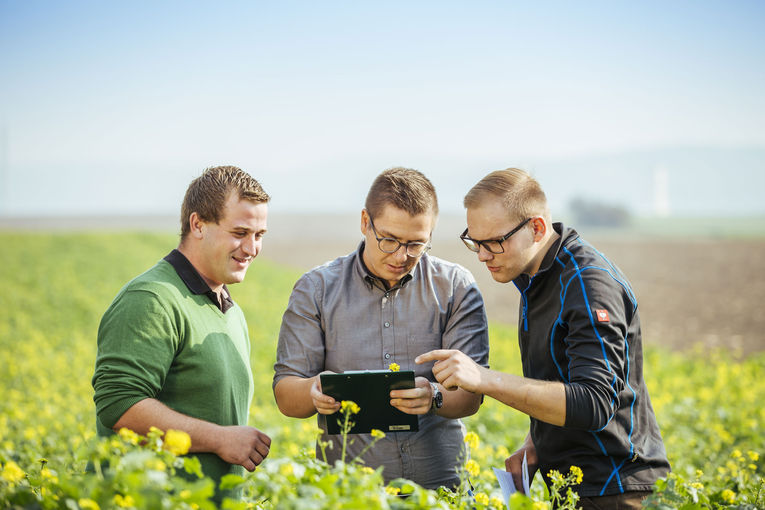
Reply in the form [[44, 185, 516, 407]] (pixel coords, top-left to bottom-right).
[[273, 167, 489, 489]]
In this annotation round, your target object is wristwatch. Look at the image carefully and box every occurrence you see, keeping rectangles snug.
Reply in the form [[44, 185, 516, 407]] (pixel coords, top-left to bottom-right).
[[429, 382, 443, 410]]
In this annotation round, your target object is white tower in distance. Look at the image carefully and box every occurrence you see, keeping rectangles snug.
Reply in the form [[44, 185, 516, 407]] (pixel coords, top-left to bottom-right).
[[652, 165, 671, 217]]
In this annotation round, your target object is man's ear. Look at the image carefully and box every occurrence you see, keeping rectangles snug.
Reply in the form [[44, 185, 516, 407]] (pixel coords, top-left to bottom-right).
[[189, 212, 205, 239], [360, 209, 370, 236], [530, 217, 547, 242]]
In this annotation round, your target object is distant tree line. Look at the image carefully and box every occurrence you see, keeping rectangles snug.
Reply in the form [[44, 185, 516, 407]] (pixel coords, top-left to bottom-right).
[[568, 197, 632, 227]]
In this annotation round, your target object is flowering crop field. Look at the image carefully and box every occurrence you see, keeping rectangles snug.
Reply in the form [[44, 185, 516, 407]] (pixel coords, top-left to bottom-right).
[[1, 232, 763, 509]]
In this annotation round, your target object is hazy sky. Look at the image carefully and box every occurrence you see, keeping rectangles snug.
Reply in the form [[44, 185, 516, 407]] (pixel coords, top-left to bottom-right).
[[1, 1, 764, 217]]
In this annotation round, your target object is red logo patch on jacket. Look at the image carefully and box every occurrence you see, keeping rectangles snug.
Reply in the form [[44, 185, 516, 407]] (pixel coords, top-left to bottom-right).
[[595, 309, 610, 322]]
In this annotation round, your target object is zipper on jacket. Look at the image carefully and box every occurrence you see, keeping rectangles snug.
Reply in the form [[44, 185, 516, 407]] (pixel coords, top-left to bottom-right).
[[516, 279, 532, 332]]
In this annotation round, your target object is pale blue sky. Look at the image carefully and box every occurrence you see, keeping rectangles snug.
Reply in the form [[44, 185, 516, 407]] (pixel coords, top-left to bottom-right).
[[1, 1, 764, 217]]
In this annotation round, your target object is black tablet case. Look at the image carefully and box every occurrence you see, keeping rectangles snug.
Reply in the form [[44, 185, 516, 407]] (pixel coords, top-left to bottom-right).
[[320, 370, 420, 435]]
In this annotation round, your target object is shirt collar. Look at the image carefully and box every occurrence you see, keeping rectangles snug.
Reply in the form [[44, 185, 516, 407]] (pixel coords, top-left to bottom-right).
[[163, 249, 234, 313], [353, 240, 414, 292]]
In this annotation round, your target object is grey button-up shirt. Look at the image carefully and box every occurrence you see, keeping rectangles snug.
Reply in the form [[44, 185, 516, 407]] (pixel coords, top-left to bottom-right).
[[274, 242, 489, 488]]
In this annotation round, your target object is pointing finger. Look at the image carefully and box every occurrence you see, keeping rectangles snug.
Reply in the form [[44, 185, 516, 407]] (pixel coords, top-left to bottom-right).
[[415, 349, 454, 364]]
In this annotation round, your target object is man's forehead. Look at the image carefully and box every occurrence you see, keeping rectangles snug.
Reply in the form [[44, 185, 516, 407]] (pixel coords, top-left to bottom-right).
[[375, 207, 435, 236], [466, 203, 518, 236], [220, 199, 268, 227]]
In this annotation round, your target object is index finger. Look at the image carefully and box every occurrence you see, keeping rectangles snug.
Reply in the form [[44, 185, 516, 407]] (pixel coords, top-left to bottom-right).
[[415, 349, 455, 364]]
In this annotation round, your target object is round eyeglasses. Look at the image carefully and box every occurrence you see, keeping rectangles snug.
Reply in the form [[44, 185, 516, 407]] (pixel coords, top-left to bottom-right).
[[369, 217, 431, 257], [460, 218, 531, 254]]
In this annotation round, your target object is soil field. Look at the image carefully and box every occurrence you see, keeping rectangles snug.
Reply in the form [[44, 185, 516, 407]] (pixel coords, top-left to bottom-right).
[[261, 213, 765, 356]]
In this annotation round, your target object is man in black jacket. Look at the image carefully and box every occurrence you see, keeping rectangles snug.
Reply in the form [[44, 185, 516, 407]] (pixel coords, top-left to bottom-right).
[[417, 168, 670, 509]]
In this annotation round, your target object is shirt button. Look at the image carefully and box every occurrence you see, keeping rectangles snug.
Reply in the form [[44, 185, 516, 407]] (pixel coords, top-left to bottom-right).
[[384, 353, 391, 359], [384, 322, 390, 328]]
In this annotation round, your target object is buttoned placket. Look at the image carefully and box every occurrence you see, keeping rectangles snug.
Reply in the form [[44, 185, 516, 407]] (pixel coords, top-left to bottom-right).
[[380, 287, 414, 479], [380, 290, 395, 365]]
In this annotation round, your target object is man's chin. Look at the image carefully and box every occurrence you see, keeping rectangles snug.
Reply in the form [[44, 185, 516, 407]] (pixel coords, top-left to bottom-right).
[[226, 270, 249, 284], [489, 271, 512, 284]]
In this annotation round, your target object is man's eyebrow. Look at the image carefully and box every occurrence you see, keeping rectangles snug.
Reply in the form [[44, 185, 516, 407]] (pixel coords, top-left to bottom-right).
[[378, 227, 428, 243], [231, 226, 268, 234]]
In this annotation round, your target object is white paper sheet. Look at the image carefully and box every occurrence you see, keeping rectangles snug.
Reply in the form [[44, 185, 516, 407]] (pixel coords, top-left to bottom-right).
[[492, 452, 530, 509]]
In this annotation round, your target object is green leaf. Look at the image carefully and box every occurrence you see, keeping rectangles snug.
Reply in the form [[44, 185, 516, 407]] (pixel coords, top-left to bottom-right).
[[219, 473, 247, 490]]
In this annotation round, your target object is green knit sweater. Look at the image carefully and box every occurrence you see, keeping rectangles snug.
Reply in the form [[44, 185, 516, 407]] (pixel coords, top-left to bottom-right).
[[92, 258, 254, 492]]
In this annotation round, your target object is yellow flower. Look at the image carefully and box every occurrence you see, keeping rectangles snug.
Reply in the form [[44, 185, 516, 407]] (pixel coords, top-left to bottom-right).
[[489, 496, 505, 509], [747, 451, 759, 462], [464, 459, 480, 477], [388, 362, 400, 372], [41, 467, 56, 480], [371, 429, 386, 439], [147, 459, 166, 471], [280, 462, 294, 476], [78, 498, 101, 510], [163, 429, 191, 456], [695, 469, 704, 478], [721, 489, 736, 504], [690, 482, 704, 490], [113, 494, 135, 508], [361, 466, 375, 475], [532, 502, 550, 510], [732, 449, 742, 459], [385, 486, 401, 495], [341, 400, 361, 414], [117, 428, 140, 445], [464, 431, 480, 450], [475, 492, 489, 505], [570, 465, 583, 484], [1, 460, 25, 484]]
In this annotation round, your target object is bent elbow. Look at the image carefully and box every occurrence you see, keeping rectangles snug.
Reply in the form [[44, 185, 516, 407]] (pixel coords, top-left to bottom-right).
[[273, 380, 316, 419], [565, 383, 618, 431]]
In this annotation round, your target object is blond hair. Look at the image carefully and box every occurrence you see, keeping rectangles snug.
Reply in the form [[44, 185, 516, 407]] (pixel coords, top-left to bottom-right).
[[464, 168, 548, 221], [180, 165, 269, 239], [365, 167, 439, 219]]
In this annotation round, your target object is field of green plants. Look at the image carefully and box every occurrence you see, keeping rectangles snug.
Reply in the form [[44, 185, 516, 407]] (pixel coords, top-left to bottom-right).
[[1, 232, 763, 509]]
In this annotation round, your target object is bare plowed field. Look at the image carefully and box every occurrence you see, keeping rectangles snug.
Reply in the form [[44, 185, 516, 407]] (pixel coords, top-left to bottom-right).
[[263, 214, 765, 356]]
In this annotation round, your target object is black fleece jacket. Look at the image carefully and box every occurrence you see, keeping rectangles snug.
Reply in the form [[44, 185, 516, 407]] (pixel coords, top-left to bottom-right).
[[512, 223, 670, 497]]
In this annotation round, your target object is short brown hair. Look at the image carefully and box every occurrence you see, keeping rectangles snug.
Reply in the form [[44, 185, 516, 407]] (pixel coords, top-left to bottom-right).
[[365, 167, 439, 219], [464, 168, 548, 221], [180, 165, 270, 239]]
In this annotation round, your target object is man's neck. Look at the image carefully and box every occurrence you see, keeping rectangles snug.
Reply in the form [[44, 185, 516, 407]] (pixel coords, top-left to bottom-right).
[[528, 230, 560, 277], [177, 243, 224, 294]]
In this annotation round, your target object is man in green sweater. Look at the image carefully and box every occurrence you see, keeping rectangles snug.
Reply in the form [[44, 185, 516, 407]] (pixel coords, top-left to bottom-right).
[[92, 165, 272, 500]]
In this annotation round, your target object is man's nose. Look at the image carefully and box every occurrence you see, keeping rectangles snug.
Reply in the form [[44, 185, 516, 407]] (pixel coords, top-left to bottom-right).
[[242, 235, 260, 257], [477, 245, 493, 262], [392, 244, 409, 262]]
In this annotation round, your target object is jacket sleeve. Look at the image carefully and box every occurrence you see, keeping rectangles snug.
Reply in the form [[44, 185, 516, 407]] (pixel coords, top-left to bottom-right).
[[560, 267, 635, 431], [92, 289, 178, 430]]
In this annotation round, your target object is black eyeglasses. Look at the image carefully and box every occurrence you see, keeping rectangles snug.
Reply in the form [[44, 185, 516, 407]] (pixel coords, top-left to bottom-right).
[[369, 217, 431, 257], [460, 218, 531, 254]]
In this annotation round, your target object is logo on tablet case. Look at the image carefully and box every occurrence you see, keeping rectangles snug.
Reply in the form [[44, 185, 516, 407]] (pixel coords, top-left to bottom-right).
[[389, 425, 411, 431], [595, 309, 610, 322]]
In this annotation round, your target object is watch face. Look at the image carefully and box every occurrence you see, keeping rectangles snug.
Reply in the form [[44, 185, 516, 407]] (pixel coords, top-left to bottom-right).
[[431, 383, 443, 409]]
